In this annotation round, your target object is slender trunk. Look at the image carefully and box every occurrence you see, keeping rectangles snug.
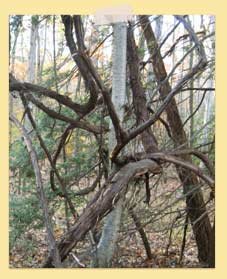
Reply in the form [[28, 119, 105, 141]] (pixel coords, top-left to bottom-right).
[[127, 25, 158, 260], [26, 16, 39, 123], [39, 19, 48, 83], [203, 15, 215, 150], [37, 23, 41, 84], [93, 22, 127, 268], [129, 208, 153, 260], [139, 15, 213, 266], [10, 114, 62, 267], [155, 15, 163, 43], [208, 222, 215, 267], [9, 16, 22, 145], [53, 15, 59, 93], [127, 24, 158, 154], [27, 16, 39, 83], [10, 22, 21, 74], [189, 17, 194, 147]]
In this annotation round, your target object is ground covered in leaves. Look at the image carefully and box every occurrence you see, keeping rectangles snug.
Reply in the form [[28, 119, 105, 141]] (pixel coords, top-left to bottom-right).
[[9, 216, 201, 268], [9, 177, 209, 268], [10, 231, 201, 268]]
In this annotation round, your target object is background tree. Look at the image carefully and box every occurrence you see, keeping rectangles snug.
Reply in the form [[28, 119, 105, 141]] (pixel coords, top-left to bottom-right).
[[9, 15, 215, 268]]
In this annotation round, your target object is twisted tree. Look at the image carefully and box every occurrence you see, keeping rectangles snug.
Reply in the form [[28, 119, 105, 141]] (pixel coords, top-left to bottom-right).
[[9, 15, 215, 268]]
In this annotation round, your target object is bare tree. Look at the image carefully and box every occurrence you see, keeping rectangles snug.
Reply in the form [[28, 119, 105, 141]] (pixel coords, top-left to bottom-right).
[[9, 15, 215, 268]]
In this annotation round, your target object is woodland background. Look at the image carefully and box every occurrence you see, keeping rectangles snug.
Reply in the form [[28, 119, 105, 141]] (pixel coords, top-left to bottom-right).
[[9, 15, 215, 268]]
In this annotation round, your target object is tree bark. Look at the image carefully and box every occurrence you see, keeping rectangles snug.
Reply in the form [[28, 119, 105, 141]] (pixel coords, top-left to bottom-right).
[[129, 208, 153, 260], [139, 15, 213, 266], [43, 159, 160, 267], [10, 114, 62, 268], [93, 22, 128, 268], [27, 16, 39, 83]]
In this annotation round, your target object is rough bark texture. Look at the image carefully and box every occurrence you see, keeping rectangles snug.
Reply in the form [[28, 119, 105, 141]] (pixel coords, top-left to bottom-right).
[[208, 222, 215, 268], [9, 15, 214, 269], [139, 15, 213, 266], [43, 159, 161, 267], [61, 15, 98, 115], [127, 24, 159, 154]]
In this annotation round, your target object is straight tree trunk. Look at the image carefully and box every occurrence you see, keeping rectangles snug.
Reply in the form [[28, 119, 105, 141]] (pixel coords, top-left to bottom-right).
[[26, 16, 39, 123], [188, 16, 194, 147], [39, 18, 48, 83], [93, 22, 127, 267], [27, 15, 39, 83]]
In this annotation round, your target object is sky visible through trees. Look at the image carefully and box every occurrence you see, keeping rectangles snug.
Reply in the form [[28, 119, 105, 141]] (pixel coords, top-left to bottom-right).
[[9, 15, 215, 268]]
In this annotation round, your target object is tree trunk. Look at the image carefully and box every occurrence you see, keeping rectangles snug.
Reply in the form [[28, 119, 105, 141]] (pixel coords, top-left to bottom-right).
[[129, 208, 153, 260], [9, 16, 23, 145], [27, 16, 39, 83], [93, 22, 127, 267], [139, 15, 213, 266], [43, 159, 160, 267], [10, 114, 62, 268]]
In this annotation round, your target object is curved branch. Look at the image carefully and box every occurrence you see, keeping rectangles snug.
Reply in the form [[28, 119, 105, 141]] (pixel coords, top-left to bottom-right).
[[62, 15, 126, 144], [10, 113, 62, 267], [43, 159, 161, 267], [20, 93, 78, 219], [61, 15, 98, 114], [74, 169, 103, 196], [9, 74, 92, 115], [170, 149, 214, 178], [25, 94, 103, 134], [118, 152, 214, 189], [147, 153, 214, 188]]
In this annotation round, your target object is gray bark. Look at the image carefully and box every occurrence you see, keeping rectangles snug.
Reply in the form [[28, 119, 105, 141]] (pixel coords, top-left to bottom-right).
[[155, 15, 163, 43], [203, 16, 215, 148], [189, 17, 194, 147], [26, 16, 39, 125], [39, 18, 48, 83], [27, 16, 39, 83], [43, 159, 160, 267], [10, 114, 62, 267], [9, 16, 23, 144], [140, 15, 213, 265], [93, 22, 127, 267]]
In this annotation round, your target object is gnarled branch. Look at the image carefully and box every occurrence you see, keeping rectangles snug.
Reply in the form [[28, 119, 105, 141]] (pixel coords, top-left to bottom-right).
[[43, 159, 161, 267]]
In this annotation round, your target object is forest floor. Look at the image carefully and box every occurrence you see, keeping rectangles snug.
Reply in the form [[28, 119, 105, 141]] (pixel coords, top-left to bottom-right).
[[9, 227, 201, 268], [9, 177, 205, 268]]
